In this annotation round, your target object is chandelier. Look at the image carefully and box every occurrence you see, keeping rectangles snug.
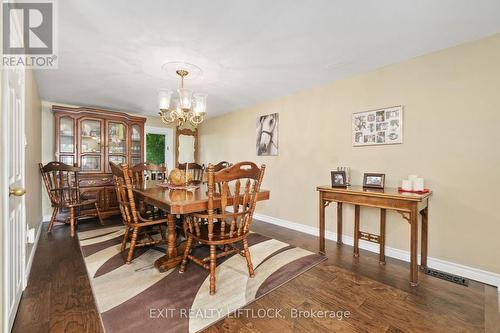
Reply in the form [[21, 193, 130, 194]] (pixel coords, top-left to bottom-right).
[[158, 69, 207, 127]]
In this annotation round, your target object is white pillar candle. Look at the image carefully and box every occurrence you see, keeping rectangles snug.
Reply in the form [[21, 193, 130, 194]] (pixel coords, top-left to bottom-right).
[[402, 179, 413, 191], [413, 178, 425, 191], [408, 174, 418, 181]]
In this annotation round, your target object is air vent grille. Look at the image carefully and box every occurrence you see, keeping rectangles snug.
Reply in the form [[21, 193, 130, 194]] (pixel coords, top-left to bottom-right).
[[424, 267, 469, 286]]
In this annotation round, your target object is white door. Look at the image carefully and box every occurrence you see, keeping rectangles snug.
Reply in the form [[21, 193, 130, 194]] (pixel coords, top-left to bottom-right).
[[144, 126, 174, 171], [1, 37, 26, 333]]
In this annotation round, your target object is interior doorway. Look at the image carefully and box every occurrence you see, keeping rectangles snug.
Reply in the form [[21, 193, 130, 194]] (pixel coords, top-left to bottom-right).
[[144, 126, 174, 172]]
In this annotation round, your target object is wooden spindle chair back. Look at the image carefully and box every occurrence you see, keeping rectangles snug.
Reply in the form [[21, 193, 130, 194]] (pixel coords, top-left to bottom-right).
[[39, 161, 103, 237], [212, 161, 231, 172], [110, 162, 169, 264], [110, 162, 139, 227], [40, 161, 81, 209], [212, 161, 232, 191], [178, 162, 204, 182], [180, 161, 266, 295], [206, 162, 265, 241], [130, 162, 168, 184]]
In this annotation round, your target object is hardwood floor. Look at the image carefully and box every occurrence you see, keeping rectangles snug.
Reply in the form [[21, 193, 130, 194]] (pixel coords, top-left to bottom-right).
[[13, 218, 500, 333]]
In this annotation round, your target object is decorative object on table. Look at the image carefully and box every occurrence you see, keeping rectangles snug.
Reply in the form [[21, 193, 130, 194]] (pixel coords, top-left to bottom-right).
[[352, 105, 403, 146], [363, 173, 386, 189], [78, 225, 325, 333], [158, 63, 207, 127], [331, 171, 347, 188], [413, 177, 425, 191], [399, 174, 428, 193], [401, 179, 413, 191], [256, 113, 279, 156], [168, 168, 193, 186], [337, 166, 351, 185]]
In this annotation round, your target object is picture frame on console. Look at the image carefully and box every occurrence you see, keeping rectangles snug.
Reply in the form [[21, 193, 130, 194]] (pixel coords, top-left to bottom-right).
[[331, 171, 347, 188], [363, 173, 385, 189]]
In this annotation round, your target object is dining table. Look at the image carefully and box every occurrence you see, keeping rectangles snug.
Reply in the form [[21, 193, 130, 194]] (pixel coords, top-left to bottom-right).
[[133, 181, 270, 272]]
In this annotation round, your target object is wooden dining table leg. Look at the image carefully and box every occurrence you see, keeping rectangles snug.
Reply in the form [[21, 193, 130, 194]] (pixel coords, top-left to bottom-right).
[[319, 192, 325, 255], [420, 206, 429, 270], [354, 205, 360, 257], [410, 206, 419, 286], [154, 213, 183, 272], [337, 202, 343, 245], [379, 208, 386, 265], [167, 213, 177, 258]]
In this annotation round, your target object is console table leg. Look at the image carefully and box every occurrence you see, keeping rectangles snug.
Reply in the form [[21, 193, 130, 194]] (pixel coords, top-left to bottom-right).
[[337, 202, 343, 245], [379, 208, 386, 265], [410, 207, 419, 286], [354, 205, 360, 257], [420, 207, 428, 270], [319, 193, 325, 255]]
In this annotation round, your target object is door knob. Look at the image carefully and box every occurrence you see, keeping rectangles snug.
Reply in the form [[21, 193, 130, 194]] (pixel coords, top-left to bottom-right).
[[9, 187, 26, 196]]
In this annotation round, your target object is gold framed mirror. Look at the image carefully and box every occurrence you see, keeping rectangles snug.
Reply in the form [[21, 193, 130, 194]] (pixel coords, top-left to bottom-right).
[[175, 126, 198, 166]]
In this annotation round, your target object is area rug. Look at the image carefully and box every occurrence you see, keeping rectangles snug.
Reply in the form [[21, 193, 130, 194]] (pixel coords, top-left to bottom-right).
[[78, 225, 325, 333]]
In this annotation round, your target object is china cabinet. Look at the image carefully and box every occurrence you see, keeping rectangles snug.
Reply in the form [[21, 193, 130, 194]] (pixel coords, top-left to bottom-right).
[[54, 105, 146, 218]]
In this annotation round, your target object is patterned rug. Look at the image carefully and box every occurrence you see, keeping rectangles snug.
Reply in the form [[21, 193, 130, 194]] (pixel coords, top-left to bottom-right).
[[78, 225, 326, 333]]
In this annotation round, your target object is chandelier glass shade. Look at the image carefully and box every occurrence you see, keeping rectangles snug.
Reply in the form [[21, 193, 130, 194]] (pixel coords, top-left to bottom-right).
[[158, 69, 207, 127]]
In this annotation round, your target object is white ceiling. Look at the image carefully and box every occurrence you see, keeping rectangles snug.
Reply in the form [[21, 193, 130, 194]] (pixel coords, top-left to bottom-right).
[[35, 0, 500, 118]]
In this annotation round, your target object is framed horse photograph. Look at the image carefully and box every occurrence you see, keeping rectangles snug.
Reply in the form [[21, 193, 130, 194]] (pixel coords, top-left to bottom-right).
[[256, 113, 279, 156]]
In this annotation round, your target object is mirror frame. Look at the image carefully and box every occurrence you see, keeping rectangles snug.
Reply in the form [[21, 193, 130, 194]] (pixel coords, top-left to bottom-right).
[[175, 126, 199, 167]]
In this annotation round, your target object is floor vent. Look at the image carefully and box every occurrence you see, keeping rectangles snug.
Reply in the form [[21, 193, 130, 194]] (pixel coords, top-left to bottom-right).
[[424, 267, 469, 286]]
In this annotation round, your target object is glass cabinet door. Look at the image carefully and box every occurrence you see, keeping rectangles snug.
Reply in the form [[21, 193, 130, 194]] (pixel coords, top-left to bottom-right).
[[59, 117, 74, 153], [81, 119, 102, 153], [108, 122, 127, 154], [109, 155, 126, 165], [130, 125, 141, 156], [131, 157, 141, 166], [60, 155, 74, 166], [81, 155, 101, 171]]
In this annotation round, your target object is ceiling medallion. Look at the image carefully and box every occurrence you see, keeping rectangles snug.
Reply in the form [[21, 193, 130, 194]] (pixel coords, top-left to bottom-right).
[[158, 65, 207, 127]]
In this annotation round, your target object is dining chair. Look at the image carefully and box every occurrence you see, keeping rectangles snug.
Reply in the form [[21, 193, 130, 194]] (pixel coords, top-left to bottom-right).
[[178, 162, 204, 182], [130, 162, 168, 183], [39, 161, 104, 238], [212, 161, 231, 172], [179, 161, 266, 295], [130, 162, 168, 218], [110, 162, 168, 264]]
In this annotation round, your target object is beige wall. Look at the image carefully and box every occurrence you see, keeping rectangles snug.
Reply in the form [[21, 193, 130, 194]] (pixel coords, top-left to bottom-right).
[[200, 34, 500, 274], [41, 102, 171, 217], [25, 70, 42, 262]]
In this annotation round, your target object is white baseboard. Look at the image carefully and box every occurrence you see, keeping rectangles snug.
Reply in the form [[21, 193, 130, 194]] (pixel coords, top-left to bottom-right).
[[24, 219, 42, 286], [253, 212, 500, 290]]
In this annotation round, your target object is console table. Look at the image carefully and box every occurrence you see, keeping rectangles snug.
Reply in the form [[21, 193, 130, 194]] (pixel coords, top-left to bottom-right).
[[317, 186, 431, 286]]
